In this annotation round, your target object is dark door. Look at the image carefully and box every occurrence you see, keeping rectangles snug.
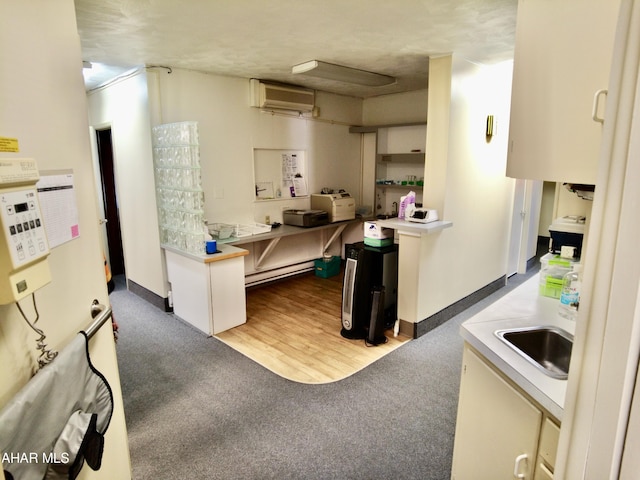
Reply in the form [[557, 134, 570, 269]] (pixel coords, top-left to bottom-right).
[[96, 128, 126, 276]]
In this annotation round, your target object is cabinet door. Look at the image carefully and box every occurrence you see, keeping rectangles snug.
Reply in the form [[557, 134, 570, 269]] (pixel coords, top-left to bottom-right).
[[534, 462, 554, 480], [506, 0, 620, 184], [452, 347, 542, 480]]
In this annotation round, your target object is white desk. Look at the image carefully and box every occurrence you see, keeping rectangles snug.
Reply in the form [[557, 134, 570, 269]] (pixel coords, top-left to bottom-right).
[[163, 243, 249, 335], [227, 219, 361, 286]]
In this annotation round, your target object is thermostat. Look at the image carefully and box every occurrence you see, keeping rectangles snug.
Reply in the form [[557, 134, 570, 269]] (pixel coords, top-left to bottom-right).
[[0, 158, 51, 304]]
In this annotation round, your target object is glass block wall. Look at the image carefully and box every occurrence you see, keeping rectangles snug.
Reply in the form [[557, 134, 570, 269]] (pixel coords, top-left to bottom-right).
[[152, 121, 205, 254]]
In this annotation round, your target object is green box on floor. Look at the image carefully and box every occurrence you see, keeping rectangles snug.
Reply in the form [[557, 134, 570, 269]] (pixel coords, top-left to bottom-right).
[[314, 256, 341, 278]]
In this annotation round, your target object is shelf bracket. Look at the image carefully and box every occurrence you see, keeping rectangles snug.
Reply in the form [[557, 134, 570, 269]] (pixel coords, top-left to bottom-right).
[[255, 237, 281, 268], [323, 224, 348, 254]]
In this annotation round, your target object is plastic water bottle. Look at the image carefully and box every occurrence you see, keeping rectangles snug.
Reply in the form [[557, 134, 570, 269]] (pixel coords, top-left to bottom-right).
[[559, 265, 582, 320]]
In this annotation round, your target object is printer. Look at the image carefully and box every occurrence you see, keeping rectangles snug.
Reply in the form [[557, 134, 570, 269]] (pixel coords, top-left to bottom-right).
[[408, 207, 439, 224], [310, 192, 356, 223], [283, 209, 329, 228]]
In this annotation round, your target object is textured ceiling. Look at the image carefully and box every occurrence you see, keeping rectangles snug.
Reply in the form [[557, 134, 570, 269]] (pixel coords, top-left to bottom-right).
[[75, 0, 517, 97]]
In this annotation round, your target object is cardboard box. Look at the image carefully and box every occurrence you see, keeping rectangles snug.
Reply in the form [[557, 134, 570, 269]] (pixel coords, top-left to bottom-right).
[[364, 237, 394, 247], [364, 221, 393, 239]]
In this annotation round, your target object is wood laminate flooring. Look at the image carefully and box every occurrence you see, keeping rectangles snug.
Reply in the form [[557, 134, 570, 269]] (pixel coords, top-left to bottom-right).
[[215, 268, 410, 384]]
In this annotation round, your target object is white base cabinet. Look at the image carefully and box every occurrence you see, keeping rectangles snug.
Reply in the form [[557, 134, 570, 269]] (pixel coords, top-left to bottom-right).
[[164, 246, 248, 335], [452, 345, 560, 479]]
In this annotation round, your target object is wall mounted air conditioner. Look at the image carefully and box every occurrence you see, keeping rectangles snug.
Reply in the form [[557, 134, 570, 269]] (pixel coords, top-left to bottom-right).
[[250, 79, 315, 112]]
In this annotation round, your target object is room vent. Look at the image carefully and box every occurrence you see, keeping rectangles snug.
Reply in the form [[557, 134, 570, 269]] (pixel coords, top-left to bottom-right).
[[250, 79, 315, 112]]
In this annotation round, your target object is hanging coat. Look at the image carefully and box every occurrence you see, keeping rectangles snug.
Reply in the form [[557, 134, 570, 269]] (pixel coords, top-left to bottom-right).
[[0, 333, 113, 480]]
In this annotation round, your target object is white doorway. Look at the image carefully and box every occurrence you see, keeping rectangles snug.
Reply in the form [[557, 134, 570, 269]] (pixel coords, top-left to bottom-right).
[[507, 179, 543, 276]]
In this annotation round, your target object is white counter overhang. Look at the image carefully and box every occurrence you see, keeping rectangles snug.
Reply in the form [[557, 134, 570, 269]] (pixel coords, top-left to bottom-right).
[[376, 218, 453, 236], [162, 242, 249, 263]]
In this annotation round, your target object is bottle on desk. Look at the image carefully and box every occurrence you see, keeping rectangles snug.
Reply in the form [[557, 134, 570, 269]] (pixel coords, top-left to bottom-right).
[[559, 265, 582, 321]]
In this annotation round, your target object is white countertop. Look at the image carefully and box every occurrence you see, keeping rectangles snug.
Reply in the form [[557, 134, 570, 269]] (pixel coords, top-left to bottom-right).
[[460, 274, 575, 421], [226, 219, 361, 245], [376, 218, 453, 235], [162, 242, 248, 264]]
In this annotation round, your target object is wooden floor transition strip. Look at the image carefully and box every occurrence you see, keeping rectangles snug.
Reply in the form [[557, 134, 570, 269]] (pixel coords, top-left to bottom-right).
[[215, 269, 410, 384]]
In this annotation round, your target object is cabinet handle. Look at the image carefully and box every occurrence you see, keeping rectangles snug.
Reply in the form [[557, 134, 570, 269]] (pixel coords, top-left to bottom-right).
[[513, 453, 528, 479], [592, 89, 608, 124]]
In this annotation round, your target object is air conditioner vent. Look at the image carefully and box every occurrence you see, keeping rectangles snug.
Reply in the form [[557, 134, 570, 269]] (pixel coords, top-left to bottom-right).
[[250, 79, 315, 112]]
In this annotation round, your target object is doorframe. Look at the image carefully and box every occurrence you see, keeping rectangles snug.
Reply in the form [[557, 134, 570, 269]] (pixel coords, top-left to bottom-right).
[[89, 124, 126, 280], [508, 179, 543, 276], [507, 178, 526, 277]]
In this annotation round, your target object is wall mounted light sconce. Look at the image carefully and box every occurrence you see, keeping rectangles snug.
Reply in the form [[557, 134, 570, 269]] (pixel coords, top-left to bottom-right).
[[292, 60, 396, 87], [486, 115, 496, 142]]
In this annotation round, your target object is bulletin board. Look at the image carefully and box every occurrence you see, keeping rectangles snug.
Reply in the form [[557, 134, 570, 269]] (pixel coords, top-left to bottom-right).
[[253, 149, 308, 200]]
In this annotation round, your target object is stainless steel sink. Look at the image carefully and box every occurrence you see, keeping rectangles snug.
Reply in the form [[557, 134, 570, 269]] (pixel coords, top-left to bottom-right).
[[495, 326, 573, 379]]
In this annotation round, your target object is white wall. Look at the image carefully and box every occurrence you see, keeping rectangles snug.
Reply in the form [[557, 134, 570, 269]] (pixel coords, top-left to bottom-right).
[[417, 56, 516, 319], [538, 182, 594, 239], [538, 181, 557, 237], [87, 71, 166, 297], [355, 57, 515, 324], [358, 90, 429, 217], [85, 56, 516, 331], [148, 68, 363, 227], [0, 1, 131, 478], [363, 89, 428, 125], [555, 184, 593, 220], [87, 68, 363, 297]]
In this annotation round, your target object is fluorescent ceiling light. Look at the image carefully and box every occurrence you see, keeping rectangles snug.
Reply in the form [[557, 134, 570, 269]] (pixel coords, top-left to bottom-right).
[[292, 60, 396, 87]]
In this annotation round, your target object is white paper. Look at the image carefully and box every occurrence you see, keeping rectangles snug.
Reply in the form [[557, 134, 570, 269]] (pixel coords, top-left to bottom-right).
[[282, 153, 307, 197], [292, 175, 308, 196], [36, 171, 80, 248]]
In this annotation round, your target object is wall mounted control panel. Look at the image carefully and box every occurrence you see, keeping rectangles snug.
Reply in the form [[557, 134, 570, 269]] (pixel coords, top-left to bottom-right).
[[0, 158, 51, 304]]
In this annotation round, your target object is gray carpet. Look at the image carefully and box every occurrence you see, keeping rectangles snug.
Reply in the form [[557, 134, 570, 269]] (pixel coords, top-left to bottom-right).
[[111, 266, 539, 480]]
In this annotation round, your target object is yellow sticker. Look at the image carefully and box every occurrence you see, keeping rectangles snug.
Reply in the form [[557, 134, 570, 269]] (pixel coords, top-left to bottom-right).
[[0, 137, 19, 152]]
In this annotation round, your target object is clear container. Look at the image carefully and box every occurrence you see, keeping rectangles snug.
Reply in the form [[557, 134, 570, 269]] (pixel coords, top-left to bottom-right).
[[559, 265, 582, 320], [539, 253, 580, 299]]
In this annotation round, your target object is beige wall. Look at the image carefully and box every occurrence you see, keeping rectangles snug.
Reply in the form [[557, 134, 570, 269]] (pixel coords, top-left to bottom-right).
[[417, 56, 516, 319], [87, 68, 365, 297], [354, 56, 516, 324], [87, 70, 165, 297], [363, 89, 428, 125], [538, 181, 556, 237], [149, 68, 364, 226], [0, 1, 131, 478]]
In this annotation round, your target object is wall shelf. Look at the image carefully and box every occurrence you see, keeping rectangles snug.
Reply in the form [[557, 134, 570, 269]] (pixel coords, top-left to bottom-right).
[[349, 122, 426, 134], [377, 153, 425, 164]]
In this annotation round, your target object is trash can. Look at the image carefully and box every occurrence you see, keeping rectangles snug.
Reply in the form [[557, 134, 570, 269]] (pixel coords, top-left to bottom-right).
[[367, 286, 387, 346]]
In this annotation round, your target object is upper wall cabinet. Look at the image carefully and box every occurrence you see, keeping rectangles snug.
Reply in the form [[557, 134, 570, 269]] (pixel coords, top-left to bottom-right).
[[506, 0, 621, 184]]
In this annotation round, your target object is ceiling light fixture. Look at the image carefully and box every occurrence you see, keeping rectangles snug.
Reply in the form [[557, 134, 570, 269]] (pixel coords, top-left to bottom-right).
[[291, 60, 396, 87]]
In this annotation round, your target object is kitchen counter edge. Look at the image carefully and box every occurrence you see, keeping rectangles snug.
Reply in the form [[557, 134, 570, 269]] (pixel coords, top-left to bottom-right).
[[162, 243, 249, 264]]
